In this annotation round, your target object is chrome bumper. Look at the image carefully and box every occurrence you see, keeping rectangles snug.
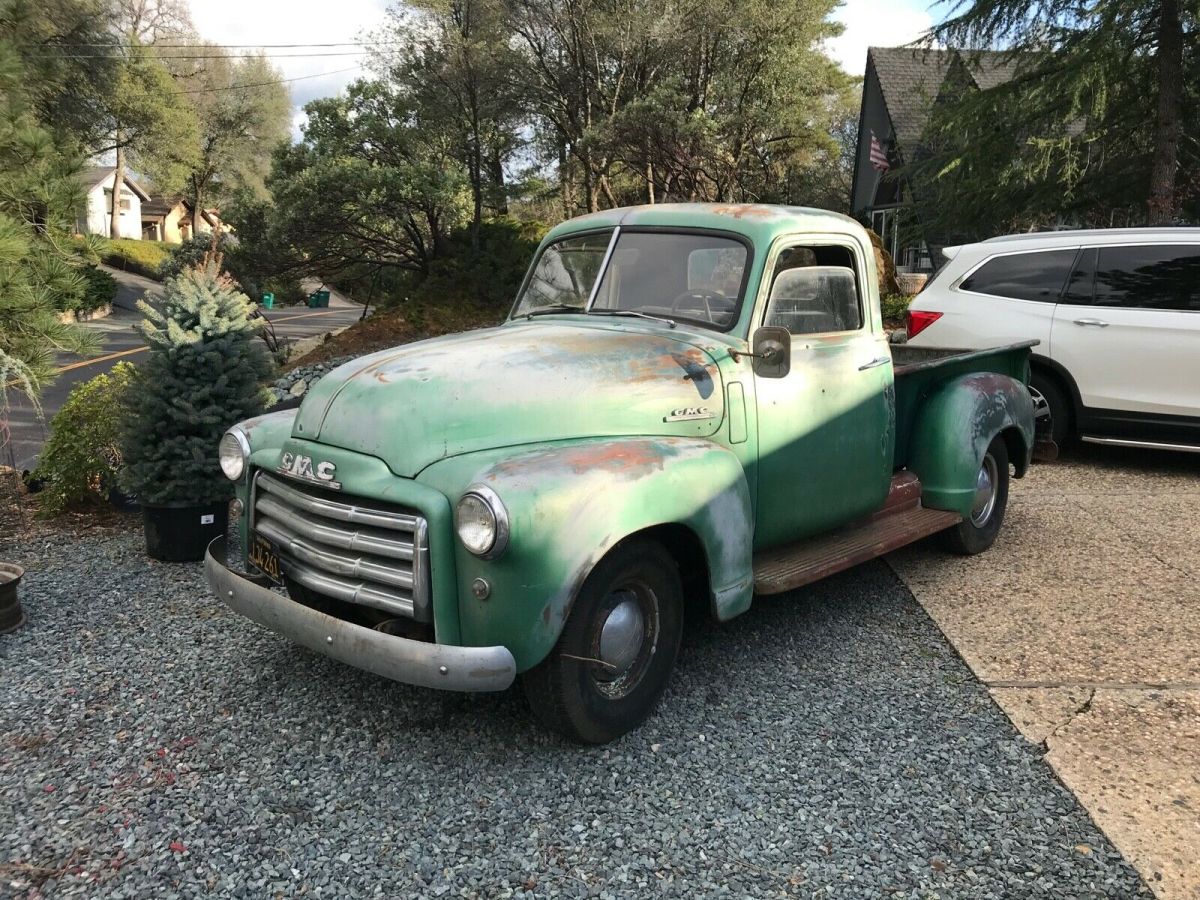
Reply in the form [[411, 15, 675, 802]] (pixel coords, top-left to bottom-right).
[[204, 537, 516, 692]]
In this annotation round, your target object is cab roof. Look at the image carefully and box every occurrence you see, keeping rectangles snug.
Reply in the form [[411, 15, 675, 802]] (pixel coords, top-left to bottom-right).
[[543, 203, 867, 248]]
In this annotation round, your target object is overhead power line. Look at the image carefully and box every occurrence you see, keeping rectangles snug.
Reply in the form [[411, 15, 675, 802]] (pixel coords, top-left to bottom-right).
[[36, 50, 372, 60], [171, 65, 365, 95], [25, 40, 403, 50]]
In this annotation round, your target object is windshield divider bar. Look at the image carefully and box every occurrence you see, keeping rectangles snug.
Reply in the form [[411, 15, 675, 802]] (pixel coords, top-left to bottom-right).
[[584, 226, 621, 312]]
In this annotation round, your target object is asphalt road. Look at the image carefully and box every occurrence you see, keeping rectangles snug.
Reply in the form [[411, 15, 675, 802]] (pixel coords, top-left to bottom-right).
[[3, 269, 365, 472]]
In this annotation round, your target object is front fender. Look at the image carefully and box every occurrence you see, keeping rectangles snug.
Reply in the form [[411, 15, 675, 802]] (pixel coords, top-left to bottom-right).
[[417, 437, 753, 672], [908, 373, 1034, 517]]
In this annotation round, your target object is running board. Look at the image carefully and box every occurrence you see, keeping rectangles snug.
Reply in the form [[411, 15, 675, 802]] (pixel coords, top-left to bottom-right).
[[1081, 435, 1200, 454], [753, 503, 961, 596]]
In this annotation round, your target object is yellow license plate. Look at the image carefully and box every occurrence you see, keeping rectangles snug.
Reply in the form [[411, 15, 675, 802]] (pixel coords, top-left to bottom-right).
[[248, 533, 282, 583]]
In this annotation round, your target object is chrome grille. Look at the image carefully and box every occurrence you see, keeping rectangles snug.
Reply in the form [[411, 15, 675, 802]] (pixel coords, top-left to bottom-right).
[[251, 472, 430, 621]]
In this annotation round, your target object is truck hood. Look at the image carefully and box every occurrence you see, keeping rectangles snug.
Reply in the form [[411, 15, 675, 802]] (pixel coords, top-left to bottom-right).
[[291, 321, 726, 477]]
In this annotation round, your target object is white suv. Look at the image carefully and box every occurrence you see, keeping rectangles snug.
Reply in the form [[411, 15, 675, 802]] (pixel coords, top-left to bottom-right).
[[905, 228, 1200, 453]]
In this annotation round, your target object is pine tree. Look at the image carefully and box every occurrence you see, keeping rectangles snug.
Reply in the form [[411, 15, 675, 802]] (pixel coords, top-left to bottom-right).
[[121, 253, 272, 506], [0, 20, 101, 429]]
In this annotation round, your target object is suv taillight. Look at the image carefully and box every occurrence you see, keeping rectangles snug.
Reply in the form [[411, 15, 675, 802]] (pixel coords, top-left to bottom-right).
[[906, 310, 943, 340]]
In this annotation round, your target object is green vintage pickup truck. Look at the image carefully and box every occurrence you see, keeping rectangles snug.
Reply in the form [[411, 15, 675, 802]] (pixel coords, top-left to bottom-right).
[[207, 204, 1035, 743]]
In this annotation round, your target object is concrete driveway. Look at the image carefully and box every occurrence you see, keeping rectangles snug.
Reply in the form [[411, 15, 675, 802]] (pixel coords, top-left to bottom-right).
[[890, 445, 1200, 899]]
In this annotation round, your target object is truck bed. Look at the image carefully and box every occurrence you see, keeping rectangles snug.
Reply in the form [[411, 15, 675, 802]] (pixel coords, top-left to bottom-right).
[[890, 340, 1037, 469]]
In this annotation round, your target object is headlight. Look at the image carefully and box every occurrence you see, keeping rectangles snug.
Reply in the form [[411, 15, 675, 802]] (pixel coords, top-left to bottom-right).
[[218, 428, 250, 481], [455, 485, 509, 559]]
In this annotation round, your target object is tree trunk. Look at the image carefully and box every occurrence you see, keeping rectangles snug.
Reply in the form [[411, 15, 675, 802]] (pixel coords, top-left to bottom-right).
[[559, 139, 574, 217], [1147, 0, 1183, 224], [109, 143, 125, 239], [489, 149, 508, 215], [646, 161, 655, 204], [192, 178, 204, 234]]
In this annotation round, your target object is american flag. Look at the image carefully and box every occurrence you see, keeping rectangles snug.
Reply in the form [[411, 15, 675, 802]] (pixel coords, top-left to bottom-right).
[[869, 131, 890, 173]]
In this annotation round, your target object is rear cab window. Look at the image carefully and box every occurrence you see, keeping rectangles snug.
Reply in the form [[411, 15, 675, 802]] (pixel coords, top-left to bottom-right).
[[958, 249, 1078, 302], [763, 244, 863, 336]]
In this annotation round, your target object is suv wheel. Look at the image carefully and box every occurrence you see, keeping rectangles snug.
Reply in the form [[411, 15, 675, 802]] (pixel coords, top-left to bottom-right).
[[1029, 371, 1071, 449]]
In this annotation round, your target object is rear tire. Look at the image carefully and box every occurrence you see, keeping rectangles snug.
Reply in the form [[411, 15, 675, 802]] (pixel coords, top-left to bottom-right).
[[1029, 371, 1071, 449], [939, 436, 1009, 556], [521, 539, 684, 744]]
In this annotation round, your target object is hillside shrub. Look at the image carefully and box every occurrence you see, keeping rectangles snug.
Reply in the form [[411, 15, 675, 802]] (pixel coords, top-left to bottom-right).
[[35, 362, 134, 514], [78, 265, 118, 314], [100, 238, 171, 280]]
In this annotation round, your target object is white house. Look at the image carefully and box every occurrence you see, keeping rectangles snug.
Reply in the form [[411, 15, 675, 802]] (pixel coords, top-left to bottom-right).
[[76, 166, 151, 240]]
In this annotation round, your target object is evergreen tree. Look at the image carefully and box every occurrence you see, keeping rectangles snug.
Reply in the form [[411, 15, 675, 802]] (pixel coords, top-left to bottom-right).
[[908, 0, 1197, 239], [121, 253, 272, 506], [0, 14, 100, 429]]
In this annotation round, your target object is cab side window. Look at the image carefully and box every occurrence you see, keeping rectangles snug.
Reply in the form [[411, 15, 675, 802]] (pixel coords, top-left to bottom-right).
[[764, 245, 862, 335]]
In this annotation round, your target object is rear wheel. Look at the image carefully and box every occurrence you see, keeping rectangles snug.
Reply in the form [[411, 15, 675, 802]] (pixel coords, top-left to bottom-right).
[[521, 539, 684, 744], [1029, 371, 1071, 449], [939, 436, 1009, 556]]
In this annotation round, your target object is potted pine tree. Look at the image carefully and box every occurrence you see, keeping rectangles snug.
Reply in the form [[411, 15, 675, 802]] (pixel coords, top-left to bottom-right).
[[121, 249, 271, 561]]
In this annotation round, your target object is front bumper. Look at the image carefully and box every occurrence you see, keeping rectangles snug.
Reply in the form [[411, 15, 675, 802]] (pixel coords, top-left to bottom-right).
[[204, 537, 516, 692]]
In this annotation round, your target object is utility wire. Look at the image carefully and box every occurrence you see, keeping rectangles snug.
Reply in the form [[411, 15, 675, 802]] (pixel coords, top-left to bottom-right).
[[171, 65, 365, 94], [33, 50, 372, 60], [25, 40, 402, 49]]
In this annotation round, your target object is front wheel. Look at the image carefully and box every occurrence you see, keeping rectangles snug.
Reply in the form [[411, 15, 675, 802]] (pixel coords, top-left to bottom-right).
[[939, 436, 1010, 556], [521, 539, 684, 744]]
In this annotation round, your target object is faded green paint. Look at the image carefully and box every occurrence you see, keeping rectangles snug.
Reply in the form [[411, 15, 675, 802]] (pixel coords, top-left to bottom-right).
[[907, 372, 1036, 517], [418, 437, 753, 670], [216, 203, 1035, 685]]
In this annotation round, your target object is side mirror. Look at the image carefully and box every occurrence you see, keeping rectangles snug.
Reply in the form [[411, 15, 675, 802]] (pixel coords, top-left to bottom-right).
[[751, 326, 791, 378]]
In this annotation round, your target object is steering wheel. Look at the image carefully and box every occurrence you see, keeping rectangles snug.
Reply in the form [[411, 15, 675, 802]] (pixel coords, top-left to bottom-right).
[[669, 289, 725, 322]]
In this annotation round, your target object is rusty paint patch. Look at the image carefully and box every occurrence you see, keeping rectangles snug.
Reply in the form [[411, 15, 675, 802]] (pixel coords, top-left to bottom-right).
[[710, 204, 781, 220]]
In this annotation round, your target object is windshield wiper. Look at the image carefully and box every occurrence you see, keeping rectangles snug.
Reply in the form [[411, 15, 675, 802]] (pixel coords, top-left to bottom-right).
[[587, 309, 677, 329], [523, 304, 586, 319]]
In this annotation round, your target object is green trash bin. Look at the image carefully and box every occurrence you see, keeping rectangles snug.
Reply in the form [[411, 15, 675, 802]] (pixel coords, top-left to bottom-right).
[[307, 289, 330, 309], [261, 292, 274, 309]]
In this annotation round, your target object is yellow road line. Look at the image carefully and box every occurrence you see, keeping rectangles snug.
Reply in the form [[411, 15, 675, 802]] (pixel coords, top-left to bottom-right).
[[44, 309, 349, 375], [57, 345, 148, 373]]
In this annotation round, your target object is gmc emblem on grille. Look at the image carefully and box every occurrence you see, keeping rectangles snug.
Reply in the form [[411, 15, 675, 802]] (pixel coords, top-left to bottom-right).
[[279, 452, 341, 489]]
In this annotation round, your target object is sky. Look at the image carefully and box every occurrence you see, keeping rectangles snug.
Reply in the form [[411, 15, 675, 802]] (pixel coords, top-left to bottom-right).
[[186, 0, 936, 139], [186, 0, 391, 138]]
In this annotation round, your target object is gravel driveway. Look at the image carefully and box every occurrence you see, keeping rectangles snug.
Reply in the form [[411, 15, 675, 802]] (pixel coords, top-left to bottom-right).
[[1, 531, 1147, 898]]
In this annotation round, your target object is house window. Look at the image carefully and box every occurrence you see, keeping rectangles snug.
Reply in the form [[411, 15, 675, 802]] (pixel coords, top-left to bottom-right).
[[103, 188, 133, 214]]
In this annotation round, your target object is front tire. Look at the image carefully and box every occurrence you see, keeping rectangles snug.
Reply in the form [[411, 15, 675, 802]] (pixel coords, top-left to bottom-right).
[[521, 539, 684, 744], [939, 436, 1009, 556]]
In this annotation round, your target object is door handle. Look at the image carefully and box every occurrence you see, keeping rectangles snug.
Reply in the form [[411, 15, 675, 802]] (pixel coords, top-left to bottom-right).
[[858, 356, 891, 370], [1073, 317, 1109, 327]]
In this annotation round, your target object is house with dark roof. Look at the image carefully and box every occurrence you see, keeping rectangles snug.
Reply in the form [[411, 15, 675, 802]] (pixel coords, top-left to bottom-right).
[[76, 166, 152, 240], [851, 47, 1019, 272], [141, 195, 221, 244]]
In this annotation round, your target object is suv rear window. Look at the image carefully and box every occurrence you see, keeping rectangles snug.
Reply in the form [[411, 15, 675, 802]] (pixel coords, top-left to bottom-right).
[[959, 249, 1077, 302], [1064, 244, 1200, 310]]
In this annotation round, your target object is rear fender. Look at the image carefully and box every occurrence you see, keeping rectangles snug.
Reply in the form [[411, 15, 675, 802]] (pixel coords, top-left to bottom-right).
[[907, 373, 1034, 517], [417, 437, 753, 671]]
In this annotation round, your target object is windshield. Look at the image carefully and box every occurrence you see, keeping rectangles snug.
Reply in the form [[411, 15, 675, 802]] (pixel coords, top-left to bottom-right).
[[512, 229, 750, 331]]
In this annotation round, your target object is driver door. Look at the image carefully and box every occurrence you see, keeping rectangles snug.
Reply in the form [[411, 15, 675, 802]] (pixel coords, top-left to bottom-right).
[[752, 242, 895, 549]]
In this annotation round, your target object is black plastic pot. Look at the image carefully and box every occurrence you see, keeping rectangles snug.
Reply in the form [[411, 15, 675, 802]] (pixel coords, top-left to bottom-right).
[[142, 501, 228, 562], [0, 562, 25, 634]]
